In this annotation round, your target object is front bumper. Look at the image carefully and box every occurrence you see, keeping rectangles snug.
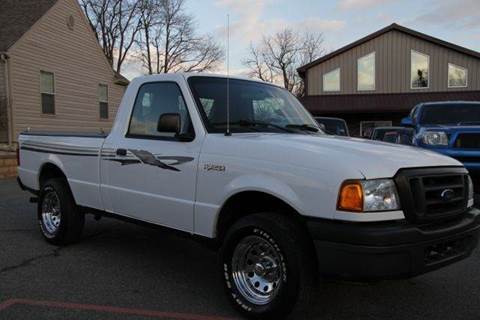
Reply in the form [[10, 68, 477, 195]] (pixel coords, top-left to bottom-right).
[[307, 208, 480, 280]]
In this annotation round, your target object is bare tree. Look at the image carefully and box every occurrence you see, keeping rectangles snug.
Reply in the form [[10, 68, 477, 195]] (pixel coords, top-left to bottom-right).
[[80, 0, 143, 73], [300, 32, 324, 65], [243, 28, 325, 95], [136, 0, 162, 74], [136, 0, 223, 74], [243, 43, 274, 83]]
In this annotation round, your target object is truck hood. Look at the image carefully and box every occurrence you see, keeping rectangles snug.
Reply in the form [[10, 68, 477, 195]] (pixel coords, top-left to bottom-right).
[[204, 133, 462, 179]]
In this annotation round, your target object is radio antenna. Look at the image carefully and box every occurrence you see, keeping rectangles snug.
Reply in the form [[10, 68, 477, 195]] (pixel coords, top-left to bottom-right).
[[225, 14, 231, 136]]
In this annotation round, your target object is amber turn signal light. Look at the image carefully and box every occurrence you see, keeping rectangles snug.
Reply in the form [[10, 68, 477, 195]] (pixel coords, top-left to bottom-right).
[[337, 181, 364, 212]]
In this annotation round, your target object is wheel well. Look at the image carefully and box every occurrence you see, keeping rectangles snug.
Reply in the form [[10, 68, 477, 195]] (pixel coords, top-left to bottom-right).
[[215, 191, 306, 241], [39, 163, 67, 188]]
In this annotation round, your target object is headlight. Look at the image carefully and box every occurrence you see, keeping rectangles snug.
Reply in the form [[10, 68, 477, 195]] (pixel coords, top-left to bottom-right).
[[421, 131, 449, 146], [338, 179, 401, 212], [468, 175, 474, 206]]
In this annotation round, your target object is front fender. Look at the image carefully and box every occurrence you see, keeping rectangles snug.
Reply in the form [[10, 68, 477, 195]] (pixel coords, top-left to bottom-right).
[[221, 174, 303, 215], [193, 159, 344, 237]]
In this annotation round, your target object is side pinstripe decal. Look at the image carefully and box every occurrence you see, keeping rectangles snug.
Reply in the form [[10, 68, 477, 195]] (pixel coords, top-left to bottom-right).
[[102, 149, 194, 172], [21, 142, 194, 172]]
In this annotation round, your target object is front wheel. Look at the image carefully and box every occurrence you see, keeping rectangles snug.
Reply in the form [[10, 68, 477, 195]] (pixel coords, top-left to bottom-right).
[[220, 213, 315, 319]]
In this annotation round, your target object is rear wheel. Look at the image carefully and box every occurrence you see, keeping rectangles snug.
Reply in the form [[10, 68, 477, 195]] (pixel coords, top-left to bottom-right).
[[220, 212, 315, 319], [38, 178, 84, 245]]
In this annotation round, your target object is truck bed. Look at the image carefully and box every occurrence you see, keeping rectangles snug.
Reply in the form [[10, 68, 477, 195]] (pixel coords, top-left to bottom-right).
[[20, 131, 108, 138], [18, 131, 107, 210]]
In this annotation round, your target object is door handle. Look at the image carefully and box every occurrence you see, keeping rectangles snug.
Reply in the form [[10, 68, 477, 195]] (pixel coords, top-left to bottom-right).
[[116, 148, 127, 156]]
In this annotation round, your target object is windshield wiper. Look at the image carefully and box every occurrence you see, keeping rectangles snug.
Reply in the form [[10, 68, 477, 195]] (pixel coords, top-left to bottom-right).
[[237, 120, 296, 133], [212, 120, 296, 133], [285, 124, 320, 132]]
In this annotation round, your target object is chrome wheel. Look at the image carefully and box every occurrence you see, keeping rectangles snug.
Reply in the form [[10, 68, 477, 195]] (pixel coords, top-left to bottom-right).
[[41, 190, 61, 235], [231, 235, 284, 305]]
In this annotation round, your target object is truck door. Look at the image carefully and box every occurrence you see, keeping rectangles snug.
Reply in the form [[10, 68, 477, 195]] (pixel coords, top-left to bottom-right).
[[101, 81, 200, 232]]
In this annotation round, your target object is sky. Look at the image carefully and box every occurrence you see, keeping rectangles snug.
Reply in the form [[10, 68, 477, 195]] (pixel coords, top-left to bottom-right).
[[122, 0, 480, 80]]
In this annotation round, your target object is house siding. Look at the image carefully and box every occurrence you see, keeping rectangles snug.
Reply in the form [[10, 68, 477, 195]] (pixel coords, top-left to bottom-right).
[[7, 0, 125, 140], [306, 30, 480, 95], [0, 60, 7, 143]]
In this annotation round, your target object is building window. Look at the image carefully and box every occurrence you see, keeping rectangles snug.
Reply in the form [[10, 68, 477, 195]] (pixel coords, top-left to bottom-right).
[[323, 68, 340, 92], [448, 63, 467, 88], [357, 52, 375, 91], [360, 121, 392, 138], [411, 50, 429, 89], [40, 71, 55, 114], [98, 84, 109, 119]]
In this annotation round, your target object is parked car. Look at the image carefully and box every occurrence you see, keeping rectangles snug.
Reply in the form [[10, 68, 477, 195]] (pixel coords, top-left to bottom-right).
[[314, 117, 349, 136], [17, 74, 479, 319], [402, 101, 480, 177], [371, 127, 414, 145], [371, 126, 400, 140]]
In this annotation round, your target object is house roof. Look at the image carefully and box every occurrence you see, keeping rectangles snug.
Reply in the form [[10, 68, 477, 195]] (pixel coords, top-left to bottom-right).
[[114, 72, 130, 86], [0, 0, 58, 52], [297, 23, 480, 75], [0, 0, 129, 85]]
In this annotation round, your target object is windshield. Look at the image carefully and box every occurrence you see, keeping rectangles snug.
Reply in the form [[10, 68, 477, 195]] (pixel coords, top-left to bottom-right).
[[315, 118, 348, 136], [383, 133, 398, 143], [188, 77, 320, 133], [420, 104, 480, 125], [371, 128, 391, 140]]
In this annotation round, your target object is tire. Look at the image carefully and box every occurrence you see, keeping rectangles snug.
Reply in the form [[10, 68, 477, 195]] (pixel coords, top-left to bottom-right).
[[220, 212, 315, 319], [38, 178, 84, 245]]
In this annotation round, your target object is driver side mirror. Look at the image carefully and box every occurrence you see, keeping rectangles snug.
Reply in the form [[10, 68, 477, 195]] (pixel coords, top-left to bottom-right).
[[157, 113, 181, 134], [401, 117, 414, 127]]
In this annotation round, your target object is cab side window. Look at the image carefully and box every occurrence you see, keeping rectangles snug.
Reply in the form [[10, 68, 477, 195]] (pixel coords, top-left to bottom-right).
[[128, 82, 193, 139]]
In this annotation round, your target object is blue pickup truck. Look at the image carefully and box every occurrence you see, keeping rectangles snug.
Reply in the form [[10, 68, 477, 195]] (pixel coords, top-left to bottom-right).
[[401, 101, 480, 179]]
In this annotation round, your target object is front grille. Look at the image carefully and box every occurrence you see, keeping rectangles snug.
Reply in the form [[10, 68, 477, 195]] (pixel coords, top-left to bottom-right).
[[395, 167, 469, 223], [455, 133, 480, 149]]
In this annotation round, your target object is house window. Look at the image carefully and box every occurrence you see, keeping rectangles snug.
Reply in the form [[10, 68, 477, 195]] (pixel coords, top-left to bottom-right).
[[323, 68, 340, 92], [448, 63, 467, 88], [360, 121, 392, 138], [40, 71, 55, 114], [411, 50, 429, 89], [357, 52, 375, 91], [99, 84, 109, 119]]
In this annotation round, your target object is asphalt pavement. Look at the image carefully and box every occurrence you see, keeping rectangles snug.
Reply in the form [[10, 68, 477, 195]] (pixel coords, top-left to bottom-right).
[[1, 178, 480, 320]]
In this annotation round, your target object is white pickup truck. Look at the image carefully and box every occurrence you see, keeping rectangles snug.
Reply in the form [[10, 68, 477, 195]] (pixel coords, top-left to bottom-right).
[[18, 73, 480, 319]]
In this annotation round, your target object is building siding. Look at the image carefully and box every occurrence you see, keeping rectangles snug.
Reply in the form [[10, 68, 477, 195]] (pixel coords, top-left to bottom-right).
[[307, 30, 480, 95], [7, 0, 125, 140], [301, 91, 480, 114], [0, 60, 7, 143]]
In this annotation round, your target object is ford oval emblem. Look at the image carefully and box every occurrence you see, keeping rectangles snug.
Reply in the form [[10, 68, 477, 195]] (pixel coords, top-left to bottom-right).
[[440, 189, 455, 202]]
